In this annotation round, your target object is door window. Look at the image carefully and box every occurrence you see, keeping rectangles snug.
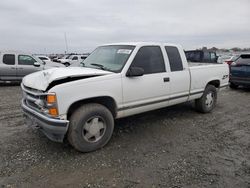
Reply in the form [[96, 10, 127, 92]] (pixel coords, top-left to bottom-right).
[[72, 56, 78, 60], [18, 55, 36, 65], [203, 52, 210, 62], [3, 54, 15, 65], [130, 46, 165, 74], [210, 53, 217, 62]]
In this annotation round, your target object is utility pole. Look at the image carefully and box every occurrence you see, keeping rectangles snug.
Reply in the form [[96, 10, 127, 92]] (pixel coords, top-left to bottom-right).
[[64, 32, 69, 54]]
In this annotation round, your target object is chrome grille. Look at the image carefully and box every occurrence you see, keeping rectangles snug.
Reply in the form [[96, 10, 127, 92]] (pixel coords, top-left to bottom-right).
[[21, 84, 47, 113]]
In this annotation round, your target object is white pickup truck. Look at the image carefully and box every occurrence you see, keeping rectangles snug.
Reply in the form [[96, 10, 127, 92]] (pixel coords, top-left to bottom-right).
[[21, 42, 229, 152]]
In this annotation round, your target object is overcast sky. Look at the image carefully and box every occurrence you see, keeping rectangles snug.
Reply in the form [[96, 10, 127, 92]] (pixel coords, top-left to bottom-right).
[[0, 0, 249, 53]]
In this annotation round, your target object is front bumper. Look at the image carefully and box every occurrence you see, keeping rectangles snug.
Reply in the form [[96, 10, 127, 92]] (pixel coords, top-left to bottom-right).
[[21, 99, 69, 142]]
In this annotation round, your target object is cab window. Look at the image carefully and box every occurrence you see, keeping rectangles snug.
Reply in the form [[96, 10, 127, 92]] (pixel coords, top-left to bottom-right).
[[18, 55, 36, 65], [130, 46, 165, 74], [3, 54, 15, 65], [210, 53, 217, 62], [72, 56, 78, 60], [165, 46, 183, 72]]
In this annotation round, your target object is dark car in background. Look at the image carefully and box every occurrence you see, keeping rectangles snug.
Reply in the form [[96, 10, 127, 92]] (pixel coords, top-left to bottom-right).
[[185, 50, 218, 63], [229, 54, 250, 89]]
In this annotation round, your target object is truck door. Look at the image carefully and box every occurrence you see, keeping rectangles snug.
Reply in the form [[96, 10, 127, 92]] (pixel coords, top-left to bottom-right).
[[0, 54, 17, 81], [164, 46, 190, 105], [122, 46, 171, 115], [17, 55, 42, 78]]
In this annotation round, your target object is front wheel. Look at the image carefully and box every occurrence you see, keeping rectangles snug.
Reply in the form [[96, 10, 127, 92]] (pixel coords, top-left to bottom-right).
[[195, 85, 217, 113], [64, 62, 70, 67], [67, 103, 114, 152]]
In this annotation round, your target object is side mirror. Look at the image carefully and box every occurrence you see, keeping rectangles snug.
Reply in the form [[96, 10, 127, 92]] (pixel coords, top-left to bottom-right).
[[126, 67, 144, 77], [34, 62, 41, 67]]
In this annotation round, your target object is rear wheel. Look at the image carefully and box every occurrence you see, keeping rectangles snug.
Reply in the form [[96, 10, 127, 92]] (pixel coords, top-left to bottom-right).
[[67, 103, 114, 152], [229, 82, 238, 89], [195, 85, 217, 113]]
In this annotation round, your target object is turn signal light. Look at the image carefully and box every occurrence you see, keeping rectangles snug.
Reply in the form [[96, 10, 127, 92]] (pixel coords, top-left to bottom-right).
[[47, 93, 58, 117], [49, 108, 58, 116], [47, 94, 56, 104]]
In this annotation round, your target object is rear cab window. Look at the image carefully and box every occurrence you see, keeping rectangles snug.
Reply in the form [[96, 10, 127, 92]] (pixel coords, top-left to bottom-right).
[[165, 46, 183, 72], [3, 54, 15, 65]]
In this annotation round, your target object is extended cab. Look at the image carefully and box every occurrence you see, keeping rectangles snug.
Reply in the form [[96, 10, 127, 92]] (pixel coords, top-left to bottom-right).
[[21, 42, 229, 152]]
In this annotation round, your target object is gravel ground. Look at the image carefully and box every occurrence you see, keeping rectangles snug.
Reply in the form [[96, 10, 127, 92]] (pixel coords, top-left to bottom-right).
[[0, 84, 249, 188]]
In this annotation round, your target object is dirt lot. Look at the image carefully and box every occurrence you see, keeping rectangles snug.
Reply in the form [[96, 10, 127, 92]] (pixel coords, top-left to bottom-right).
[[0, 84, 249, 188]]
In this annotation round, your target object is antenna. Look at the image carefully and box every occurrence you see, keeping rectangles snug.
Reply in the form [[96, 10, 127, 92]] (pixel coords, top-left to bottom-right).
[[64, 32, 69, 54]]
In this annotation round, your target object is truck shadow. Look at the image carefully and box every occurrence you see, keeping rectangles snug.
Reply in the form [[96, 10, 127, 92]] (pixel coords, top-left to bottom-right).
[[35, 102, 194, 155], [230, 87, 250, 92], [0, 82, 21, 87], [113, 102, 194, 136]]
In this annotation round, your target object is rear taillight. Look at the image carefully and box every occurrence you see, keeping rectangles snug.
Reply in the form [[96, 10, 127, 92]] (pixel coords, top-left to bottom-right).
[[225, 60, 233, 65]]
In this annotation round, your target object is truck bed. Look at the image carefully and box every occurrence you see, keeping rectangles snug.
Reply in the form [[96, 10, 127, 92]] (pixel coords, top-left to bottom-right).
[[187, 62, 229, 100]]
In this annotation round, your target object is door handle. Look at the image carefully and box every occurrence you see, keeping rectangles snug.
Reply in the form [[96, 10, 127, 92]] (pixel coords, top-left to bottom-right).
[[11, 67, 16, 69], [163, 77, 170, 82]]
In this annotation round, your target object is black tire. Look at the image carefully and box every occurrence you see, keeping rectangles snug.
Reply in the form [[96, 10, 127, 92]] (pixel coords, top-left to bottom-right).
[[67, 103, 114, 152], [229, 82, 238, 89], [195, 85, 217, 113], [64, 62, 70, 67]]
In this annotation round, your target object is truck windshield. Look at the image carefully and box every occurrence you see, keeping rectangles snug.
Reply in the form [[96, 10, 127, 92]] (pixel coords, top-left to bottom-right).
[[83, 45, 135, 72]]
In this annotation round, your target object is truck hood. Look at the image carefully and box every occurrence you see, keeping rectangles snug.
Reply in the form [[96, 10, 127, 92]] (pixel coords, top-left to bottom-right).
[[22, 67, 112, 91]]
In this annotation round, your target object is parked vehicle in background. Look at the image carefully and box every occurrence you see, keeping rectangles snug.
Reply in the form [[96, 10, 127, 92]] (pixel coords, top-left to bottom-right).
[[224, 55, 239, 65], [50, 54, 65, 62], [21, 42, 229, 152], [217, 55, 232, 64], [36, 55, 65, 68], [229, 54, 250, 89], [69, 60, 85, 67], [36, 55, 51, 63], [58, 54, 88, 66], [0, 51, 63, 82], [185, 50, 218, 63]]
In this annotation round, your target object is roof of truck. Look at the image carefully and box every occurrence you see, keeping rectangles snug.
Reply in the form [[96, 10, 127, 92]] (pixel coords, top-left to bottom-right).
[[102, 42, 181, 47], [0, 50, 31, 55]]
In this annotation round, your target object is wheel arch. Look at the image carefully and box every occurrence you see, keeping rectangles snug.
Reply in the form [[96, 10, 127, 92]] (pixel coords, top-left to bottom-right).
[[67, 96, 118, 120], [206, 79, 220, 88]]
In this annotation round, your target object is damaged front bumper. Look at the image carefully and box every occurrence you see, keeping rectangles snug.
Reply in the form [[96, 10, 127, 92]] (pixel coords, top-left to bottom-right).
[[21, 99, 69, 142]]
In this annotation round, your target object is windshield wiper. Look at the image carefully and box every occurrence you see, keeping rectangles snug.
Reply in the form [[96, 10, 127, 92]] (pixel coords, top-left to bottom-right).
[[90, 63, 107, 70]]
